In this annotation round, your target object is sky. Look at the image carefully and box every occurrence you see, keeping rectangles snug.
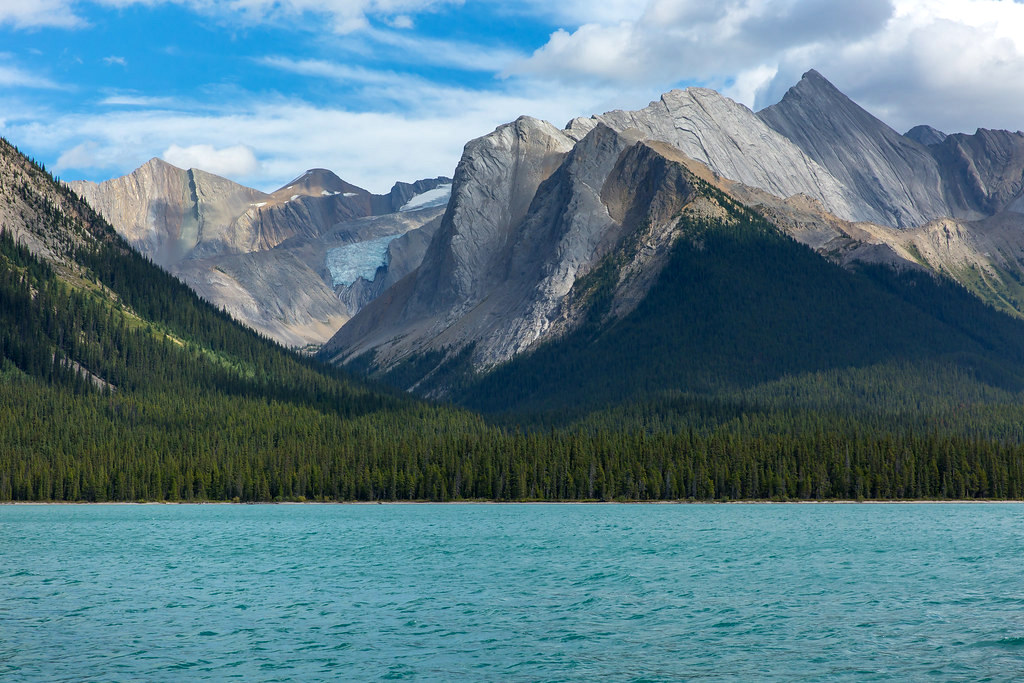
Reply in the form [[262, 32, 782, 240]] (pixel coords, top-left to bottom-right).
[[1, 0, 1023, 193]]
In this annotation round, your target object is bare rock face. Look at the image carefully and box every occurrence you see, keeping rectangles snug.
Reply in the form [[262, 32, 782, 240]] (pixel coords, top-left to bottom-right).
[[70, 159, 269, 267], [589, 86, 870, 223], [416, 116, 575, 315], [70, 159, 451, 347], [325, 117, 626, 367], [757, 70, 949, 228], [322, 124, 725, 374], [930, 129, 1024, 218], [323, 71, 1024, 386], [905, 125, 948, 146]]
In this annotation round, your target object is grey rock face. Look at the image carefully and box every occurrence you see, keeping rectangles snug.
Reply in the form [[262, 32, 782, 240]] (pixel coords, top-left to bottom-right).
[[409, 116, 576, 318], [321, 73, 1024, 381], [757, 69, 948, 228], [70, 158, 270, 267], [323, 123, 714, 373], [930, 129, 1024, 217], [905, 125, 948, 146], [71, 159, 451, 346], [590, 86, 869, 223]]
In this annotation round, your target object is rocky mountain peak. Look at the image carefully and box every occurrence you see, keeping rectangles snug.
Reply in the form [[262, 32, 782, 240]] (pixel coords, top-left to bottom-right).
[[272, 168, 366, 201], [591, 83, 866, 223], [904, 125, 948, 146], [757, 69, 947, 228]]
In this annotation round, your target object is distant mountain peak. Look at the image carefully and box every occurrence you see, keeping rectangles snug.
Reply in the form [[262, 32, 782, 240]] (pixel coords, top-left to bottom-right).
[[758, 68, 947, 228], [784, 69, 850, 104], [141, 156, 183, 173], [274, 168, 366, 198], [904, 125, 947, 146]]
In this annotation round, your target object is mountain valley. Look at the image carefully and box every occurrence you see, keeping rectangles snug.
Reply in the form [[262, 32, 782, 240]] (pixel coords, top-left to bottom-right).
[[4, 69, 1024, 501], [71, 162, 451, 347]]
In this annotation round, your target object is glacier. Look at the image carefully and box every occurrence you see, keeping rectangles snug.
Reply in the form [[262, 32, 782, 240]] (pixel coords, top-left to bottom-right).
[[326, 235, 401, 287]]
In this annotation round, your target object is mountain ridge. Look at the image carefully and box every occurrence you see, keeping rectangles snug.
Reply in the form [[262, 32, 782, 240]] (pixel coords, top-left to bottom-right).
[[321, 69, 1024, 399], [70, 159, 452, 347]]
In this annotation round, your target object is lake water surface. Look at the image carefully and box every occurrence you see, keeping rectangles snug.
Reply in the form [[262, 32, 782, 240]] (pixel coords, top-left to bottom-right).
[[2, 503, 1023, 681]]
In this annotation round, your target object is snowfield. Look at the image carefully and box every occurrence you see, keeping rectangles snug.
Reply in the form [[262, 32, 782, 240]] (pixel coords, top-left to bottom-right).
[[399, 184, 452, 212]]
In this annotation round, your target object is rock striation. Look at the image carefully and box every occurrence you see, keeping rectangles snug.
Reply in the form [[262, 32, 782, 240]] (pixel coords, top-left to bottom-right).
[[321, 70, 1024, 391], [70, 161, 451, 347], [757, 69, 948, 228], [582, 86, 870, 223]]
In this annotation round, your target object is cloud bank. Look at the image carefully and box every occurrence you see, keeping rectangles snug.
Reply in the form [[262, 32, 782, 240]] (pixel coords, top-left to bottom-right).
[[2, 0, 1023, 194]]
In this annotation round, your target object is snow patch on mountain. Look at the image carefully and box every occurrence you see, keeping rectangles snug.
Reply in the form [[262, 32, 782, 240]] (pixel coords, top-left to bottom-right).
[[399, 184, 452, 212], [326, 234, 401, 286]]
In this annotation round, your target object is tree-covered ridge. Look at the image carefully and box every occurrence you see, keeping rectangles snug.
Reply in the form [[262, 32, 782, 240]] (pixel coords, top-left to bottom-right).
[[456, 193, 1024, 418], [3, 137, 1024, 502]]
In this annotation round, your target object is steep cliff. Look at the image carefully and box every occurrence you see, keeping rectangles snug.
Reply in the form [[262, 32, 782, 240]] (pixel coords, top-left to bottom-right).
[[70, 160, 450, 346], [583, 86, 870, 223], [757, 70, 948, 228]]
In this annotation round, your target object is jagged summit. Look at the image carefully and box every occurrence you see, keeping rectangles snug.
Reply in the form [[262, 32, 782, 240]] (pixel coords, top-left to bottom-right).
[[587, 85, 868, 223], [757, 69, 947, 227], [905, 125, 948, 146]]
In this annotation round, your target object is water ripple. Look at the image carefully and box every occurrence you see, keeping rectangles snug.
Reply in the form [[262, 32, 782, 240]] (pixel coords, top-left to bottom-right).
[[2, 503, 1024, 680]]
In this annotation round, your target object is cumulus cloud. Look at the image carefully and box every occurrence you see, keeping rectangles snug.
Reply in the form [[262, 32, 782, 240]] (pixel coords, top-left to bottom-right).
[[511, 0, 1024, 134], [29, 79, 621, 193], [163, 144, 262, 177], [513, 0, 894, 88]]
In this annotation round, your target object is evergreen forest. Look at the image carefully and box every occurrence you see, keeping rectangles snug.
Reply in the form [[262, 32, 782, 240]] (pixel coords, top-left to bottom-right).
[[4, 140, 1024, 502]]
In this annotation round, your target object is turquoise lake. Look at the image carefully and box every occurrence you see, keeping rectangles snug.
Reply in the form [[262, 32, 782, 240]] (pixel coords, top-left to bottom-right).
[[2, 503, 1024, 681]]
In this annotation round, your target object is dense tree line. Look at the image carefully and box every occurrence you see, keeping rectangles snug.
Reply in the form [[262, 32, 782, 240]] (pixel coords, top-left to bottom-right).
[[3, 375, 1024, 502], [458, 201, 1024, 418], [4, 144, 1024, 502]]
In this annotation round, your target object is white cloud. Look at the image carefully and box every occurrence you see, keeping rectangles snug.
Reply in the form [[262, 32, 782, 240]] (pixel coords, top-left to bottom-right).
[[100, 94, 179, 107], [510, 0, 1024, 135], [386, 14, 414, 29], [514, 0, 895, 90], [0, 0, 84, 29], [359, 26, 524, 72], [0, 0, 459, 34], [257, 57, 416, 87], [489, 0, 646, 26], [754, 0, 1024, 132], [183, 0, 461, 34], [0, 63, 61, 89], [102, 56, 127, 67], [163, 143, 262, 177], [55, 141, 105, 169], [28, 79, 619, 193]]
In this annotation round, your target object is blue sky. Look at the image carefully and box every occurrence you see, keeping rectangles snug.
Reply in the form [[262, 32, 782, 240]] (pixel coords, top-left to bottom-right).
[[2, 1, 1023, 193]]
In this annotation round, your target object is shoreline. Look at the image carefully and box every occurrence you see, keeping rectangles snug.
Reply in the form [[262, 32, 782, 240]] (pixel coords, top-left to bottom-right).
[[2, 498, 1021, 506]]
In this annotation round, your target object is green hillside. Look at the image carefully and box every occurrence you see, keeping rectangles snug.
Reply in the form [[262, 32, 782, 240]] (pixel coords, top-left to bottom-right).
[[3, 138, 1024, 502], [457, 198, 1024, 421]]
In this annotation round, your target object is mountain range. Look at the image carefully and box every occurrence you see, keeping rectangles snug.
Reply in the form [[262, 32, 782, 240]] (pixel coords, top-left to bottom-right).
[[71, 70, 1024, 382], [6, 70, 1024, 501], [70, 162, 450, 347], [309, 70, 1024, 404]]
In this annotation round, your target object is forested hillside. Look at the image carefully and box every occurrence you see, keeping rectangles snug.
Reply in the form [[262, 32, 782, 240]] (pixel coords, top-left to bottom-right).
[[453, 193, 1024, 419], [4, 137, 1024, 502]]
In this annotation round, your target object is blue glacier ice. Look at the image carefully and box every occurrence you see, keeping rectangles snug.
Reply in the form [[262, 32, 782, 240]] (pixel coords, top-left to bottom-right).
[[326, 235, 401, 287]]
